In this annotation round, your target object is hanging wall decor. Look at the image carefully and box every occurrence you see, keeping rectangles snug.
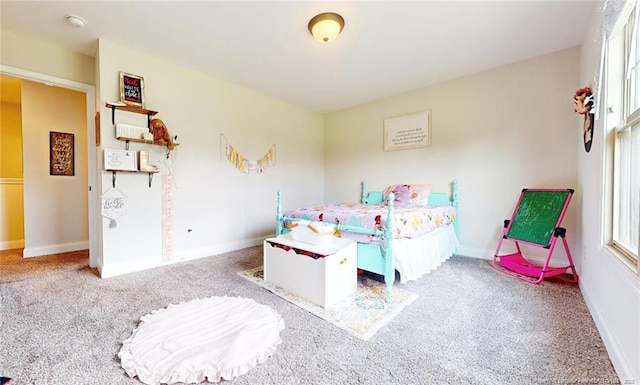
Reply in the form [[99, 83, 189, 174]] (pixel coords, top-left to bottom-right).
[[220, 134, 276, 174], [383, 110, 431, 151], [101, 186, 128, 228], [50, 131, 74, 176], [119, 72, 145, 108], [573, 87, 595, 152]]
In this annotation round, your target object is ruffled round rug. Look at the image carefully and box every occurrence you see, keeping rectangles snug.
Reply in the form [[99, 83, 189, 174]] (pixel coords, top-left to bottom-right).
[[118, 296, 284, 384]]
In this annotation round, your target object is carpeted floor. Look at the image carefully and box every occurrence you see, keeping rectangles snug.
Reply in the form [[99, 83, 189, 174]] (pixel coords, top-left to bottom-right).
[[0, 247, 620, 385]]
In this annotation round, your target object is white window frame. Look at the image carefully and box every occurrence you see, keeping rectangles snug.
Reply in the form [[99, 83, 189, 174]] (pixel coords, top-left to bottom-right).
[[606, 7, 640, 273]]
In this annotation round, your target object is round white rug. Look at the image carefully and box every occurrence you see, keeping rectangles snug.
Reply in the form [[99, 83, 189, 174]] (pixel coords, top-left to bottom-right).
[[118, 296, 284, 384]]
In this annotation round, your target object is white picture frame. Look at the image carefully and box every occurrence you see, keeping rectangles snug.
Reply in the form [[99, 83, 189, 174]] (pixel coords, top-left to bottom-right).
[[103, 149, 138, 171], [383, 110, 431, 151]]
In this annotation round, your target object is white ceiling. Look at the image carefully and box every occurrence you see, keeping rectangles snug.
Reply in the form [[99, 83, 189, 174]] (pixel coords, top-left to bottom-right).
[[1, 1, 596, 113]]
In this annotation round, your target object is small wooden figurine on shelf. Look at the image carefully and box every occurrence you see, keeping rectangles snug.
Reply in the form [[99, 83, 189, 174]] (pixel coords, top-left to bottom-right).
[[149, 118, 176, 150]]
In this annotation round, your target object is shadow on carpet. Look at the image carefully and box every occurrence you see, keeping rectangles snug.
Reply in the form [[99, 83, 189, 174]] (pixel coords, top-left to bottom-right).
[[238, 266, 417, 341]]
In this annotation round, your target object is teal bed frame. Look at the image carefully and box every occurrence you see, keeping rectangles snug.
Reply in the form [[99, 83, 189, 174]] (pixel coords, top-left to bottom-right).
[[275, 179, 458, 302]]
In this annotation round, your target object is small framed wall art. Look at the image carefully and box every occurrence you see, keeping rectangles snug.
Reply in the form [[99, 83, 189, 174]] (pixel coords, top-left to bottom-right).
[[50, 131, 74, 176], [383, 110, 431, 151], [119, 71, 145, 108]]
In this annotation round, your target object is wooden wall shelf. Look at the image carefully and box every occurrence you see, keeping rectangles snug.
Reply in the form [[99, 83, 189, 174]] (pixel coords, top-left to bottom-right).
[[117, 136, 153, 146], [107, 170, 158, 188], [116, 136, 180, 153], [106, 102, 158, 125]]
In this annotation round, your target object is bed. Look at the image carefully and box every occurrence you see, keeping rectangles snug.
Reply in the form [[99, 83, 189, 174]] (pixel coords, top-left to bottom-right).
[[275, 180, 459, 302]]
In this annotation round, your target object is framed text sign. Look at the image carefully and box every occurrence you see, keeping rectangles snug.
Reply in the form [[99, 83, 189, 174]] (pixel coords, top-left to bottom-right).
[[119, 72, 145, 108], [50, 131, 74, 176], [383, 110, 431, 151]]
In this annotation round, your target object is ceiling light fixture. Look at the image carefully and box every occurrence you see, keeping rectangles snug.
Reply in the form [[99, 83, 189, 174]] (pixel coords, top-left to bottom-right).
[[66, 14, 86, 28], [308, 12, 344, 43]]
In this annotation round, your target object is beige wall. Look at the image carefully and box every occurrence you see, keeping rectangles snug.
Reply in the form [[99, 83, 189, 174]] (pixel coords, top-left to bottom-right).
[[1, 102, 23, 177], [96, 39, 325, 276], [0, 180, 24, 249], [1, 30, 95, 86], [0, 101, 24, 248], [21, 80, 88, 256], [325, 47, 580, 262]]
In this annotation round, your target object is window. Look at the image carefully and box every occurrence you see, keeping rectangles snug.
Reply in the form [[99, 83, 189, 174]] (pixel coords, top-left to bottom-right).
[[606, 5, 640, 270]]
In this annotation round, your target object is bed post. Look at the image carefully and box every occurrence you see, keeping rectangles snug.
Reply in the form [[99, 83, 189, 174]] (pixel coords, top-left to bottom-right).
[[452, 179, 459, 235], [361, 181, 367, 204], [382, 192, 395, 303], [276, 190, 283, 236]]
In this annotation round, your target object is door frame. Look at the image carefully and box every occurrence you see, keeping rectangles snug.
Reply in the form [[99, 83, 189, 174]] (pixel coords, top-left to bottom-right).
[[1, 64, 99, 268]]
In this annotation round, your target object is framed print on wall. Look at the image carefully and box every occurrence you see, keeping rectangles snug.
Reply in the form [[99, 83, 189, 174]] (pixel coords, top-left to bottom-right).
[[383, 110, 431, 151], [119, 71, 145, 108], [50, 131, 74, 176]]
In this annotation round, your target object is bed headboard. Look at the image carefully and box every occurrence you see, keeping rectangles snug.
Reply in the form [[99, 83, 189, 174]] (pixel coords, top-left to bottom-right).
[[362, 190, 384, 204], [428, 179, 458, 207], [362, 180, 457, 205]]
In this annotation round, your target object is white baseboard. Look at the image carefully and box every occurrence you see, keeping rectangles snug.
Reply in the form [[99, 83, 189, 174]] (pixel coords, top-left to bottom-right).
[[579, 248, 640, 383], [98, 237, 265, 278], [99, 257, 161, 278], [456, 245, 573, 268], [580, 281, 638, 383], [456, 246, 493, 260], [23, 241, 88, 257], [0, 239, 25, 251], [175, 237, 264, 263]]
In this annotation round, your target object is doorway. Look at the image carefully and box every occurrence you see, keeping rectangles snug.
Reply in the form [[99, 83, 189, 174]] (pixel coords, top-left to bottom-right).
[[0, 66, 98, 268]]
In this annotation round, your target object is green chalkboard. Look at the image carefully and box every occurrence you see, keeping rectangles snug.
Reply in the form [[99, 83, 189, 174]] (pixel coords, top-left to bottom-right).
[[505, 189, 573, 247]]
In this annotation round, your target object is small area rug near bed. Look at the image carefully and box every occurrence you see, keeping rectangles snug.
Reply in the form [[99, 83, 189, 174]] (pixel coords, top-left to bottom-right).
[[118, 296, 284, 385], [238, 267, 418, 341]]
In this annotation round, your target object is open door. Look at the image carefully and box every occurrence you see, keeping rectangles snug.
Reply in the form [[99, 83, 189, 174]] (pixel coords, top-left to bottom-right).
[[1, 65, 99, 268]]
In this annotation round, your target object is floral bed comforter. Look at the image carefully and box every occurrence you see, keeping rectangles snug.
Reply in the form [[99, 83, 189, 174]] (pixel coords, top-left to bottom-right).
[[283, 203, 456, 244]]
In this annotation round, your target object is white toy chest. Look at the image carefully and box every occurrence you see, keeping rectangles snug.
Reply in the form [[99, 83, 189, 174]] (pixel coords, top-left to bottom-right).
[[263, 233, 357, 308]]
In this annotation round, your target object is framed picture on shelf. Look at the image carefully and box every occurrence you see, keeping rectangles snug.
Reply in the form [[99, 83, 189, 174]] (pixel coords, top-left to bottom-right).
[[50, 131, 74, 176], [119, 71, 145, 108]]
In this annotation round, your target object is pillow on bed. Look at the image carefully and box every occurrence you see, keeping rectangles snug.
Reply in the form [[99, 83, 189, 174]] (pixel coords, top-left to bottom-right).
[[408, 184, 432, 206], [384, 184, 432, 206], [383, 184, 411, 206]]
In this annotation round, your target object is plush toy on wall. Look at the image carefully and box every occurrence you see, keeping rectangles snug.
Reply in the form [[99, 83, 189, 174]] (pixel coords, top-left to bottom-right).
[[573, 87, 594, 114], [149, 118, 175, 150], [573, 87, 595, 153]]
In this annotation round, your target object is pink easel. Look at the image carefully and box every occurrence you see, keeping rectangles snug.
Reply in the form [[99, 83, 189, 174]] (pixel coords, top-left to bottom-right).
[[492, 188, 578, 284]]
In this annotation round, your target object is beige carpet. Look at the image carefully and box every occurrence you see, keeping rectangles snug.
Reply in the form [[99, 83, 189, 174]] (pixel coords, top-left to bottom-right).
[[0, 246, 620, 385]]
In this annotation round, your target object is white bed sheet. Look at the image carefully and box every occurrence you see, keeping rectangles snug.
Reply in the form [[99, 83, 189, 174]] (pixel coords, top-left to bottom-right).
[[394, 224, 459, 283]]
